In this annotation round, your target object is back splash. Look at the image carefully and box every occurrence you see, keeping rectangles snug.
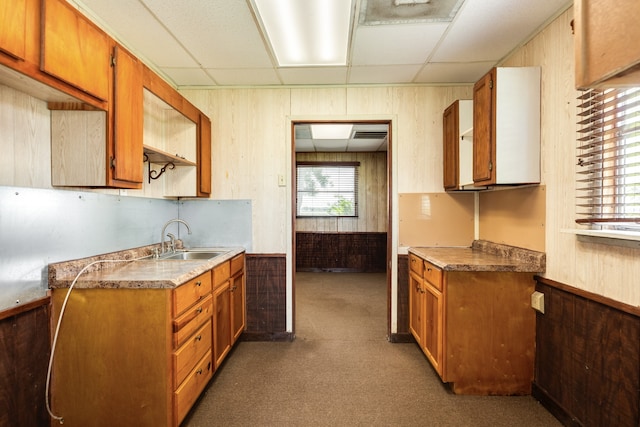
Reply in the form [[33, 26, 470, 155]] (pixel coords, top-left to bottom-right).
[[0, 186, 252, 311]]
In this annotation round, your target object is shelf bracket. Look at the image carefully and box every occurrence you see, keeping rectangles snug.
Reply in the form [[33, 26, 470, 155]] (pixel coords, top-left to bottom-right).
[[147, 160, 175, 183]]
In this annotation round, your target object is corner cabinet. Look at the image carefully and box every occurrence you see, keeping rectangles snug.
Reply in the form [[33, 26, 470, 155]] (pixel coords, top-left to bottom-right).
[[408, 252, 535, 395], [143, 67, 211, 198], [443, 99, 474, 191], [574, 0, 640, 88], [472, 67, 541, 186]]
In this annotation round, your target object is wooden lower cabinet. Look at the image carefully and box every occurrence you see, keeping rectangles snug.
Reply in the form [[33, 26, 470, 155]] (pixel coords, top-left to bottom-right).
[[409, 254, 535, 395], [213, 253, 246, 367], [49, 257, 245, 427]]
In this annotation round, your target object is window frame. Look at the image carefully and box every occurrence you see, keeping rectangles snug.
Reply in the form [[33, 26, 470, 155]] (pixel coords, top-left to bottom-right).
[[295, 161, 360, 218]]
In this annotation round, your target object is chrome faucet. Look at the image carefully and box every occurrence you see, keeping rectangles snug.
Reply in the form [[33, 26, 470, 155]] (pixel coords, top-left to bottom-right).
[[160, 219, 192, 254]]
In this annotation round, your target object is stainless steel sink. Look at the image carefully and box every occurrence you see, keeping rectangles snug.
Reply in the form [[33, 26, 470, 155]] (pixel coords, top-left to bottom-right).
[[160, 250, 226, 260]]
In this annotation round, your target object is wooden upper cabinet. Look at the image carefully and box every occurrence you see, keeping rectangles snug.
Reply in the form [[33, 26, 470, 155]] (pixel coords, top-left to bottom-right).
[[574, 0, 640, 88], [111, 45, 143, 185], [473, 70, 494, 185], [442, 101, 459, 190], [473, 67, 540, 187], [41, 0, 111, 101], [443, 99, 473, 191], [0, 0, 28, 60], [198, 113, 212, 196]]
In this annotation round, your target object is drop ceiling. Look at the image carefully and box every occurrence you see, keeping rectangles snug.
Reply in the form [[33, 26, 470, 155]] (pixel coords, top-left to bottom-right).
[[71, 0, 572, 88]]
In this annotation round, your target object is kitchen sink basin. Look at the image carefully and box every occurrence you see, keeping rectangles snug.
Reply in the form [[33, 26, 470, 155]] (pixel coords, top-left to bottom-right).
[[160, 250, 226, 260]]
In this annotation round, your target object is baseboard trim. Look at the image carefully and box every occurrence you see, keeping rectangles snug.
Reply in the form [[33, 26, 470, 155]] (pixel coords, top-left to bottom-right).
[[388, 332, 415, 343], [532, 382, 581, 427], [240, 332, 294, 342]]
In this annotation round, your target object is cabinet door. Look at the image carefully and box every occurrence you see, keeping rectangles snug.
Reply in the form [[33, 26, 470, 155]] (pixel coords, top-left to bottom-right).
[[442, 101, 459, 190], [213, 281, 231, 368], [230, 271, 245, 344], [473, 68, 495, 185], [41, 0, 111, 101], [423, 283, 443, 377], [198, 113, 212, 196], [575, 0, 640, 88], [0, 0, 27, 60], [112, 45, 143, 185], [408, 271, 424, 346]]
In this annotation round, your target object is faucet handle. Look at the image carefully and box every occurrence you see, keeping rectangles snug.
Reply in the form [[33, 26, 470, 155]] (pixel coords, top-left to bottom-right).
[[166, 233, 176, 253]]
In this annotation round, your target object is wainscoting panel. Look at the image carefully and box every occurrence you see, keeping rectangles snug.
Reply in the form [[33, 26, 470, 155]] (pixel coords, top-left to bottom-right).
[[0, 298, 50, 427], [533, 277, 639, 427], [391, 254, 412, 342], [296, 232, 387, 272], [243, 254, 289, 341]]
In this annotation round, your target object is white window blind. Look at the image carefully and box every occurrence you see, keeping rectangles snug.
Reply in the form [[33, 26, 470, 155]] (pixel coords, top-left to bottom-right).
[[296, 162, 359, 217], [576, 87, 640, 228]]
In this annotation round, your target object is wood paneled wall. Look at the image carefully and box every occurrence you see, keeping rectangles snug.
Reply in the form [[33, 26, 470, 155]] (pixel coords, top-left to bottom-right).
[[296, 232, 386, 272], [533, 277, 639, 427], [243, 254, 289, 341], [296, 152, 387, 233], [0, 299, 50, 427], [499, 7, 640, 306]]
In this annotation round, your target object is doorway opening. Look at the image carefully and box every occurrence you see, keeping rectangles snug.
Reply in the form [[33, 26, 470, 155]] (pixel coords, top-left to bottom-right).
[[291, 120, 393, 338]]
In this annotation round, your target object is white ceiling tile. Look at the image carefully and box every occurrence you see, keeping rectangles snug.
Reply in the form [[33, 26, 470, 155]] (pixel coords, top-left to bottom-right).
[[313, 140, 349, 151], [349, 65, 423, 84], [206, 69, 282, 86], [141, 0, 273, 69], [431, 0, 570, 62], [75, 0, 198, 68], [278, 68, 348, 85], [414, 62, 496, 84], [160, 68, 217, 86], [295, 139, 315, 152], [351, 24, 448, 65]]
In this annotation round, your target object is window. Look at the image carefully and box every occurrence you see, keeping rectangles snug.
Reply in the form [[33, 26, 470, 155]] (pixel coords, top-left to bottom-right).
[[296, 161, 359, 217], [576, 87, 640, 230]]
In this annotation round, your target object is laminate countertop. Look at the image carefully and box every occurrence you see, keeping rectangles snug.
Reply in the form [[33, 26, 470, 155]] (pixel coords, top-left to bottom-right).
[[48, 245, 245, 290], [409, 240, 545, 273]]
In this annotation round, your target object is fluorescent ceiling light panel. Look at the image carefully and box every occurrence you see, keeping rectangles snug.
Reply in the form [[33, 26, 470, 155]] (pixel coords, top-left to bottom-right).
[[311, 124, 354, 139], [253, 0, 352, 66]]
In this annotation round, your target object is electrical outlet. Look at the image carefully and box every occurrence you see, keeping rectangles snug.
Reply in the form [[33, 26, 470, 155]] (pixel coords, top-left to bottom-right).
[[531, 291, 545, 313]]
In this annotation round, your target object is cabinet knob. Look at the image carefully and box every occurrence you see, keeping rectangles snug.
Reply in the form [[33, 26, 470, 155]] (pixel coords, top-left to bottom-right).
[[196, 307, 203, 314], [195, 334, 202, 341], [196, 281, 202, 287]]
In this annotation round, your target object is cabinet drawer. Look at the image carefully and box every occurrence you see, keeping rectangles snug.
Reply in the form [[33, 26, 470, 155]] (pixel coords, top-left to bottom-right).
[[174, 320, 212, 388], [173, 272, 212, 317], [230, 253, 244, 276], [423, 261, 443, 291], [213, 261, 230, 288], [173, 294, 213, 348], [409, 254, 424, 276], [174, 350, 213, 426]]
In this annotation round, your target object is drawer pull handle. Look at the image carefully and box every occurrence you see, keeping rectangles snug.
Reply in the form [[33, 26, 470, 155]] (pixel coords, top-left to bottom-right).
[[195, 334, 202, 341], [196, 307, 203, 314], [196, 369, 203, 375], [196, 281, 202, 287]]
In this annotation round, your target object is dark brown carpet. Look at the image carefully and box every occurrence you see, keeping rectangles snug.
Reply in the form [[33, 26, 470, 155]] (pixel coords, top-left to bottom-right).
[[183, 272, 560, 426]]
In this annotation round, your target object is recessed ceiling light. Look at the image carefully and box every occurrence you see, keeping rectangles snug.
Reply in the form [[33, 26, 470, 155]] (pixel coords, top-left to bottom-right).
[[252, 0, 353, 67], [311, 124, 354, 139]]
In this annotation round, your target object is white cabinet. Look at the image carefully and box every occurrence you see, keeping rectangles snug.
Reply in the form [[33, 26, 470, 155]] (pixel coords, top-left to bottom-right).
[[473, 67, 540, 186]]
